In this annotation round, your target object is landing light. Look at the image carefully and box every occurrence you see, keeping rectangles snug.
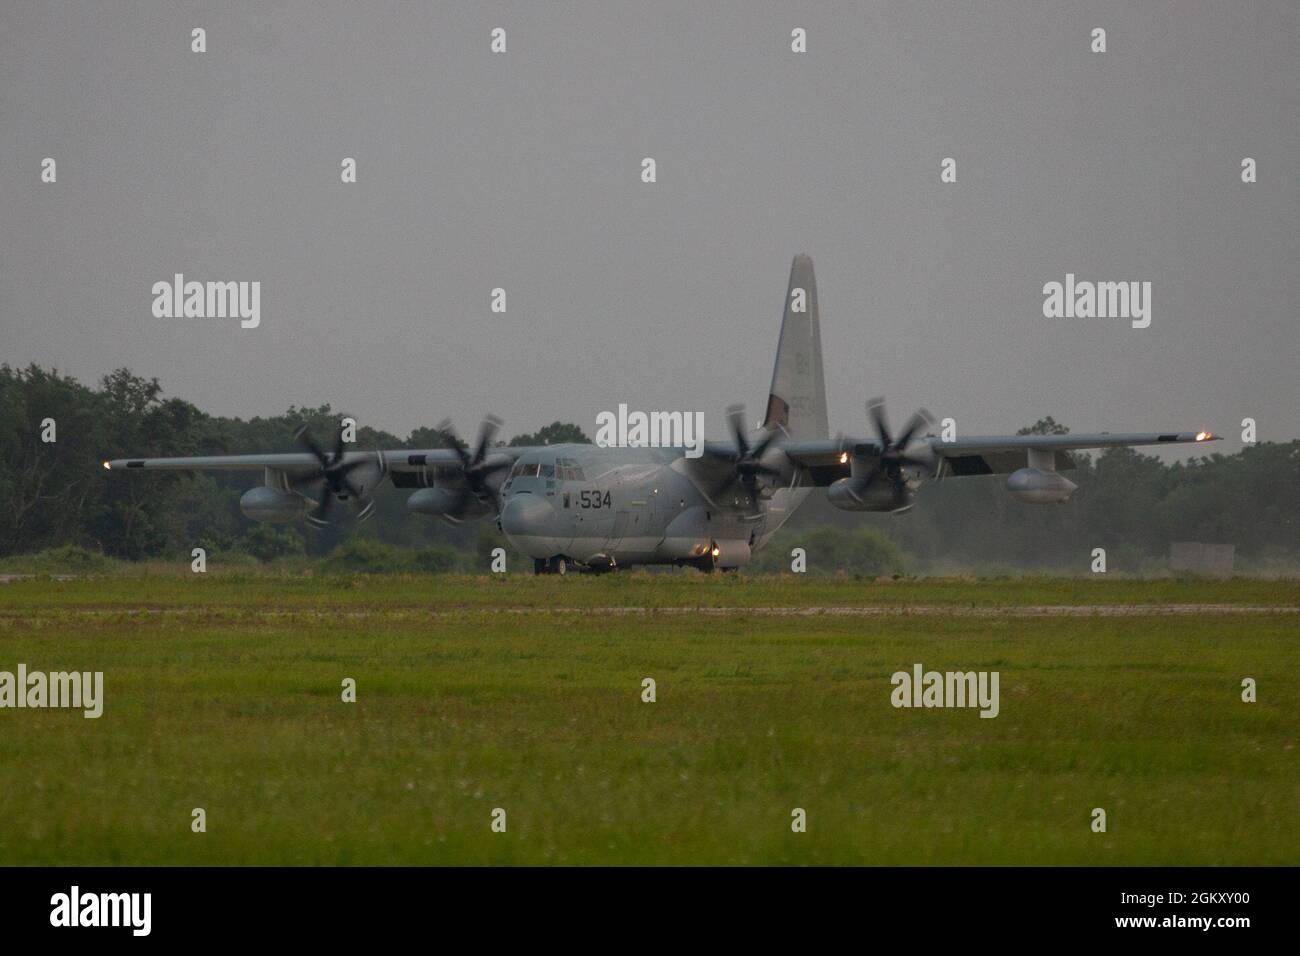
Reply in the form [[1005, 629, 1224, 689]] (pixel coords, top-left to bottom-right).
[[711, 546, 721, 558], [839, 451, 849, 464], [1195, 431, 1212, 442], [102, 461, 111, 470]]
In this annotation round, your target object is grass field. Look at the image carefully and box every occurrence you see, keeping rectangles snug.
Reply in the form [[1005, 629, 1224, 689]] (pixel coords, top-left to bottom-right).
[[0, 573, 1296, 865]]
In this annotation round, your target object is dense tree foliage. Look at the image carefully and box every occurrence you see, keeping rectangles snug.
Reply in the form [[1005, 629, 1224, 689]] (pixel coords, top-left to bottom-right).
[[508, 421, 591, 446], [2, 364, 1296, 572]]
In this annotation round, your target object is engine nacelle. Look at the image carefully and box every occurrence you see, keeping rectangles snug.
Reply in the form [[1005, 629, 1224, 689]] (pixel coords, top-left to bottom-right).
[[406, 487, 460, 516], [240, 486, 306, 523], [711, 539, 751, 569], [827, 476, 910, 512], [656, 506, 712, 560], [407, 486, 493, 519], [1006, 467, 1077, 504]]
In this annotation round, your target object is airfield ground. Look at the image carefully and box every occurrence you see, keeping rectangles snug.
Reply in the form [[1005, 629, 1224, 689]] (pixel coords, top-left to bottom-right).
[[0, 574, 1296, 865]]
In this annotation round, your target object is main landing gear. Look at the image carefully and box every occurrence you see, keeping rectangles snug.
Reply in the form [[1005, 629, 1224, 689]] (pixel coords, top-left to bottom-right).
[[533, 556, 570, 576]]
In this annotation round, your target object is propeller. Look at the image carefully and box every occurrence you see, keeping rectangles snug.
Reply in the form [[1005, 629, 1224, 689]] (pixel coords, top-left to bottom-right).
[[435, 415, 509, 516], [289, 423, 384, 527], [704, 404, 783, 506], [853, 397, 935, 503]]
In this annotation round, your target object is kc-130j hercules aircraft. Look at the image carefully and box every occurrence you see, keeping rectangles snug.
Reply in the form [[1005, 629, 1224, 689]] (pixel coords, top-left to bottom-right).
[[106, 256, 1218, 574]]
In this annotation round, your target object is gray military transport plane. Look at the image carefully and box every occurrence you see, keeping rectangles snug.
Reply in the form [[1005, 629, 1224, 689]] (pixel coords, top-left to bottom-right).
[[106, 256, 1218, 574]]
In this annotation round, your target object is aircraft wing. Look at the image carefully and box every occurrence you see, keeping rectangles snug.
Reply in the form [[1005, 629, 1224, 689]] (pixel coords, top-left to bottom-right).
[[778, 430, 1219, 483], [102, 448, 525, 474], [923, 431, 1218, 476]]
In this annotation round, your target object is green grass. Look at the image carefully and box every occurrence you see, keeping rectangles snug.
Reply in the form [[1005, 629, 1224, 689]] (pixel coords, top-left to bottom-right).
[[0, 570, 1296, 611], [0, 575, 1296, 865]]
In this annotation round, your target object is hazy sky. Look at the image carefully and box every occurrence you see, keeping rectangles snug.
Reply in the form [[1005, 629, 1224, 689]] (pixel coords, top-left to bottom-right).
[[3, 2, 1296, 456]]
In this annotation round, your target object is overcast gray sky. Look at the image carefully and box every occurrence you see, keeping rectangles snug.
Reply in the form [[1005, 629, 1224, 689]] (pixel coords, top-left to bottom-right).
[[2, 2, 1296, 456]]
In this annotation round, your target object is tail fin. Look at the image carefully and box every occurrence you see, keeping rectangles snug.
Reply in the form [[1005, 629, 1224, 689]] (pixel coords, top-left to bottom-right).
[[762, 254, 829, 440]]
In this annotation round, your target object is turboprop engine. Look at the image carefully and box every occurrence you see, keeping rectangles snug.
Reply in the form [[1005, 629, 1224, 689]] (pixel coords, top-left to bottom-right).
[[239, 486, 306, 523], [697, 403, 786, 510], [286, 423, 387, 526], [1006, 467, 1077, 504], [409, 415, 510, 521], [829, 397, 935, 513]]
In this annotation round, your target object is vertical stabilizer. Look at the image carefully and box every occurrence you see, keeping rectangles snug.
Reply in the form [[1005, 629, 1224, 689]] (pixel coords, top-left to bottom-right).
[[762, 254, 829, 440]]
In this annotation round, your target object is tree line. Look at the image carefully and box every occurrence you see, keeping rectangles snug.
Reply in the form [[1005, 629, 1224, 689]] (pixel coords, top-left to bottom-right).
[[2, 364, 1296, 573]]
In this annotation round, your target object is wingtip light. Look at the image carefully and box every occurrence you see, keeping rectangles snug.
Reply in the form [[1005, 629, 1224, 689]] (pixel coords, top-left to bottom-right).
[[1195, 431, 1213, 442], [102, 461, 111, 470]]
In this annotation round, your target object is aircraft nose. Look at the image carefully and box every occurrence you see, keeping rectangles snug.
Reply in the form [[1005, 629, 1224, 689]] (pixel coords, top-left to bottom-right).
[[500, 493, 554, 536]]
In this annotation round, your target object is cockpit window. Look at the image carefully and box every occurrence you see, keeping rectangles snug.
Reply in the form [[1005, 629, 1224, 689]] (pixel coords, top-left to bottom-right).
[[509, 460, 541, 479], [553, 458, 585, 482], [539, 464, 555, 478]]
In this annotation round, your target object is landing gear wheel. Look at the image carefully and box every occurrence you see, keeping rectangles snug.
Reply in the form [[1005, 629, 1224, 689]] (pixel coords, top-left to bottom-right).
[[533, 558, 547, 576], [547, 556, 569, 576]]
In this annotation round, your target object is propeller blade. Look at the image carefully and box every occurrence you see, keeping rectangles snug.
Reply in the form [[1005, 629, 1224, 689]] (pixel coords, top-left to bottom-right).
[[294, 425, 330, 468], [893, 411, 931, 453], [430, 416, 507, 517], [473, 415, 502, 465], [435, 419, 472, 469], [291, 423, 388, 527], [306, 483, 333, 528], [333, 457, 370, 478], [855, 397, 935, 503], [748, 430, 777, 462], [725, 404, 749, 459], [867, 398, 892, 448], [705, 403, 786, 506]]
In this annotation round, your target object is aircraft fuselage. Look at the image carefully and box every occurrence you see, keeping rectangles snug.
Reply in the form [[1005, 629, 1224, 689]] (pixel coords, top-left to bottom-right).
[[495, 443, 807, 570]]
